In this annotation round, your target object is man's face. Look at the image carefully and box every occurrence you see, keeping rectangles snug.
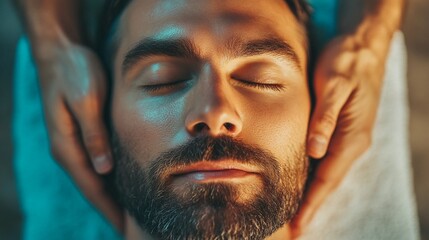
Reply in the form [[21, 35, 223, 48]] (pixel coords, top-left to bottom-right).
[[109, 0, 311, 239]]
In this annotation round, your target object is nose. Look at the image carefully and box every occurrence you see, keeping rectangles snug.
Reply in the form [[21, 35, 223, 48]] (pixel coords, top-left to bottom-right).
[[185, 73, 242, 137]]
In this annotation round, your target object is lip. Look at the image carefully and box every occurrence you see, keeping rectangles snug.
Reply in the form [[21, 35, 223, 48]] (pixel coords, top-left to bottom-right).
[[170, 160, 261, 177]]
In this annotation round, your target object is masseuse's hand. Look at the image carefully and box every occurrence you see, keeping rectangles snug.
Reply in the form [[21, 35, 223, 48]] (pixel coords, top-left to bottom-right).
[[291, 19, 394, 237], [35, 40, 123, 231]]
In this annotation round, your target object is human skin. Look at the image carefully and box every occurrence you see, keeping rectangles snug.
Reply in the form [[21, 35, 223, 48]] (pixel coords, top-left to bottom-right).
[[294, 0, 407, 235], [108, 0, 310, 239], [15, 0, 406, 237], [14, 0, 123, 231]]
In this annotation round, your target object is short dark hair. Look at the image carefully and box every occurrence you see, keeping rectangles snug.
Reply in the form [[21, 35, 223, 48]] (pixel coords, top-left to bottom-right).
[[98, 0, 310, 52], [102, 0, 310, 26]]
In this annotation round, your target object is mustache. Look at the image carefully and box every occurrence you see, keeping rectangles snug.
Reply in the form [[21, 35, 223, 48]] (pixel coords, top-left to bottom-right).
[[147, 135, 281, 180]]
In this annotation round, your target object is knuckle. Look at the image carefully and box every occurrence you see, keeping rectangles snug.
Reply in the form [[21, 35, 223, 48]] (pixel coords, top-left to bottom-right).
[[71, 95, 100, 112], [356, 50, 382, 75], [359, 49, 379, 64], [318, 113, 338, 130], [83, 131, 102, 144], [330, 69, 353, 83], [82, 131, 105, 153], [74, 108, 105, 130], [66, 85, 103, 106], [48, 132, 87, 169]]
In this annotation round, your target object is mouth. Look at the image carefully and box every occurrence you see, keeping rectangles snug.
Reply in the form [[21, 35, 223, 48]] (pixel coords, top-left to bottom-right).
[[170, 160, 261, 183]]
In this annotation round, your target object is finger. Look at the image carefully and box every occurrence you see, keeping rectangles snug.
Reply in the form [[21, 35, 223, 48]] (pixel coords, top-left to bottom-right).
[[48, 100, 124, 232], [64, 51, 113, 174], [52, 133, 124, 233], [81, 115, 113, 174], [291, 134, 370, 237], [307, 75, 354, 159], [290, 156, 346, 238], [71, 97, 113, 174]]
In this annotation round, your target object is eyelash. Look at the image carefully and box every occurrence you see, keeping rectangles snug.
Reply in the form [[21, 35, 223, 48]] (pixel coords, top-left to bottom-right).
[[234, 79, 285, 91], [140, 79, 190, 92], [140, 79, 284, 93]]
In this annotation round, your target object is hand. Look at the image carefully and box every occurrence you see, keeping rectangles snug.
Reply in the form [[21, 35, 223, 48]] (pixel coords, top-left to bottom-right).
[[34, 40, 123, 231], [291, 20, 394, 237]]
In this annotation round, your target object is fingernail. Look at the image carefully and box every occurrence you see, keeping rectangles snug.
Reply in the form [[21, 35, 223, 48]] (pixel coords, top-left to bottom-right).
[[309, 135, 327, 157], [93, 154, 112, 173]]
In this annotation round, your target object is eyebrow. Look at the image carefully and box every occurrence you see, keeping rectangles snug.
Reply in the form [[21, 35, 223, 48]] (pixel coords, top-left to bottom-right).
[[122, 36, 301, 75], [235, 37, 300, 67]]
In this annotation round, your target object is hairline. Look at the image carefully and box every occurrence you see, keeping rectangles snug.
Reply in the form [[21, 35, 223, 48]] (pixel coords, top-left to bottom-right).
[[100, 0, 310, 74]]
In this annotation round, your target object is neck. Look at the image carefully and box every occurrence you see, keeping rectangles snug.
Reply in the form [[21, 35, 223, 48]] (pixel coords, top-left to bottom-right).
[[124, 214, 292, 240]]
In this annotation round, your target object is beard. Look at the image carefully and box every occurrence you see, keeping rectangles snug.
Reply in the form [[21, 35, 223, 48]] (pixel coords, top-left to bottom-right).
[[110, 134, 308, 240]]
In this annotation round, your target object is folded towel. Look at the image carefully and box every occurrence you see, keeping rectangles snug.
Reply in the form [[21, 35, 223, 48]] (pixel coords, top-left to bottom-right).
[[300, 32, 420, 240], [13, 37, 122, 240], [12, 0, 419, 237]]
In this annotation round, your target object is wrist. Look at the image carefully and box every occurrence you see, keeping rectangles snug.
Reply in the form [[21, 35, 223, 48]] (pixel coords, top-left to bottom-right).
[[28, 14, 84, 64], [352, 16, 395, 58], [363, 0, 404, 34], [355, 0, 404, 48], [20, 1, 83, 61], [31, 33, 72, 63]]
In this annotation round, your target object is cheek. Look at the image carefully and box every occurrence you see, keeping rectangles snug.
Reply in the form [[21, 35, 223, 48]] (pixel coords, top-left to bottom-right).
[[241, 85, 310, 158], [111, 88, 187, 161]]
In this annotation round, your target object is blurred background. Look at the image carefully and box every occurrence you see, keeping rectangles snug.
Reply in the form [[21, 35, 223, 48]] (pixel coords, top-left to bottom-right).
[[1, 0, 428, 239]]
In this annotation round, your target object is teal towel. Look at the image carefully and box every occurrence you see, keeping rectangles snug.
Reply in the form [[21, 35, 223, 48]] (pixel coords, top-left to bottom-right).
[[13, 37, 122, 240], [12, 1, 337, 239]]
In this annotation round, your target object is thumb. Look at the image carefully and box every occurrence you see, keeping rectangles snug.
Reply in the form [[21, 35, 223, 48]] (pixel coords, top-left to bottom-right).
[[70, 94, 113, 174], [64, 47, 113, 174], [307, 75, 353, 159], [79, 109, 113, 174]]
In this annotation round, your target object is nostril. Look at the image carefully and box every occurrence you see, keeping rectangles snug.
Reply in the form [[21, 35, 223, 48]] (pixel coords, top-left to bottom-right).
[[194, 122, 209, 133], [224, 122, 236, 132]]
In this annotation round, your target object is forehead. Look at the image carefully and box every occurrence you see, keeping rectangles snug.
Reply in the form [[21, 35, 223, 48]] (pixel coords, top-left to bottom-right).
[[114, 0, 307, 67]]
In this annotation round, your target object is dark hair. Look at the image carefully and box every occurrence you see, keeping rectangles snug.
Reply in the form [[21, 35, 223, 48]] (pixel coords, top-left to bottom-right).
[[98, 0, 311, 50], [103, 0, 310, 24], [100, 0, 317, 192]]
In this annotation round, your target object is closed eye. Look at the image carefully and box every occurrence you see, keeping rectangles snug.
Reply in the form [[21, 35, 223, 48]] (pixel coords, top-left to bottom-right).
[[233, 78, 285, 91], [139, 79, 191, 93]]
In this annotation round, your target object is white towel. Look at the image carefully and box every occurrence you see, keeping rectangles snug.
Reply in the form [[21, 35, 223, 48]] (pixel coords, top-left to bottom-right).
[[13, 16, 419, 240], [300, 32, 420, 240]]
